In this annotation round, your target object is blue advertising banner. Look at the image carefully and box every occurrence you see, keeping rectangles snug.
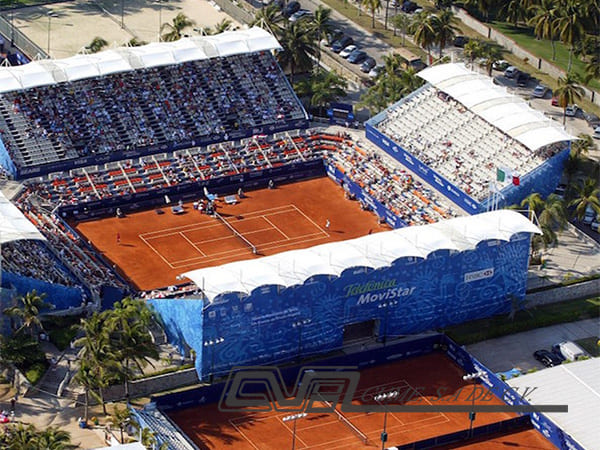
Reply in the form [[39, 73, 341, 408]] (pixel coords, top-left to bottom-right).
[[155, 233, 531, 380], [0, 136, 17, 178]]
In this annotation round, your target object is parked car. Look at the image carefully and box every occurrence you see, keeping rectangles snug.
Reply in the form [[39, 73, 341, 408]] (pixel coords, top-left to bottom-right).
[[331, 36, 353, 53], [321, 29, 343, 47], [554, 183, 567, 200], [583, 112, 600, 128], [504, 66, 519, 78], [516, 71, 530, 87], [583, 204, 596, 224], [339, 44, 358, 58], [453, 35, 470, 48], [565, 104, 580, 117], [533, 349, 563, 368], [360, 57, 376, 72], [348, 49, 367, 64], [283, 0, 301, 17], [492, 60, 509, 71], [401, 0, 418, 13], [532, 85, 550, 98], [289, 9, 311, 22], [594, 125, 600, 139], [551, 96, 560, 106], [409, 58, 427, 71], [591, 218, 599, 232], [369, 65, 384, 78], [552, 341, 587, 361]]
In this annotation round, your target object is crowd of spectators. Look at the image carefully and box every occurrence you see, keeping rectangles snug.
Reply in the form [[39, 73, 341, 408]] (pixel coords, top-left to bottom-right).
[[378, 86, 564, 201], [1, 239, 78, 287], [0, 51, 306, 170]]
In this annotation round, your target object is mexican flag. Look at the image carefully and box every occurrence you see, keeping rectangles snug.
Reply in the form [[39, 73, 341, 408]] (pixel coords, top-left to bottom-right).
[[497, 167, 520, 186]]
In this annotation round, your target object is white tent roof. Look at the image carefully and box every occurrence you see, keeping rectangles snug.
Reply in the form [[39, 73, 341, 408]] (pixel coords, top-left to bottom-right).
[[418, 63, 576, 151], [508, 358, 600, 450], [183, 210, 540, 302], [0, 191, 45, 244], [0, 27, 282, 94]]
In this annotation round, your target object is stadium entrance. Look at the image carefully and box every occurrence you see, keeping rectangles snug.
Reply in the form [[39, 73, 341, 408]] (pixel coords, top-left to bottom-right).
[[342, 319, 377, 343]]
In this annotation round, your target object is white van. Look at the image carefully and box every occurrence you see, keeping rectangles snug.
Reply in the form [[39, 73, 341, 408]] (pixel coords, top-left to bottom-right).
[[552, 341, 587, 361], [583, 205, 596, 225]]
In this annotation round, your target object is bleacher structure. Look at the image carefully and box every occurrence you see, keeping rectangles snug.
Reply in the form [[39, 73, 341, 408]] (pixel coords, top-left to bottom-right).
[[366, 63, 576, 214], [0, 28, 308, 179], [131, 403, 198, 450]]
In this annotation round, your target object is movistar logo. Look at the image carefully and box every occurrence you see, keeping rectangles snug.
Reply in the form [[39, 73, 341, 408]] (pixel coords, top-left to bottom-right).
[[343, 280, 416, 305], [344, 279, 398, 297]]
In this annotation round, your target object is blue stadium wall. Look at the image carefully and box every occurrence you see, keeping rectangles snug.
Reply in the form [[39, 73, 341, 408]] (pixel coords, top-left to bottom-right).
[[1, 272, 84, 311], [150, 231, 531, 381], [365, 110, 569, 214]]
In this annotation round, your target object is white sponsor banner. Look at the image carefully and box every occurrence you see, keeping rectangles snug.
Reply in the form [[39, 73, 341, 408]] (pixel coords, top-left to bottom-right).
[[464, 268, 494, 283]]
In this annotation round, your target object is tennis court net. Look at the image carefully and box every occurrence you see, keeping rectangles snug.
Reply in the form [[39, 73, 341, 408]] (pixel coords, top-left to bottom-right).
[[214, 211, 257, 254], [316, 394, 368, 444]]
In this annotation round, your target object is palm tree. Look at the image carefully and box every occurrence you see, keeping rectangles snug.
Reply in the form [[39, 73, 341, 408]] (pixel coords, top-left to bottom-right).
[[479, 41, 503, 76], [571, 133, 593, 158], [398, 66, 425, 94], [431, 10, 458, 58], [553, 0, 585, 71], [500, 0, 528, 27], [392, 12, 411, 44], [585, 53, 600, 84], [312, 6, 332, 68], [463, 38, 484, 67], [74, 360, 99, 423], [294, 70, 347, 116], [554, 73, 584, 124], [251, 4, 285, 38], [213, 18, 233, 34], [160, 13, 195, 42], [3, 290, 53, 338], [569, 178, 600, 221], [528, 0, 558, 60], [109, 405, 139, 444], [35, 426, 74, 449], [2, 423, 37, 448], [463, 0, 495, 22], [126, 37, 148, 47], [362, 0, 382, 28], [382, 52, 408, 75], [85, 37, 108, 53], [409, 12, 436, 62], [109, 299, 159, 399], [277, 22, 318, 83]]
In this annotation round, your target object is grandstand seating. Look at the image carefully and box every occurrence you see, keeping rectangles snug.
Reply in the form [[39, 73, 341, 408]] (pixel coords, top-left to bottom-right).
[[132, 404, 196, 450], [0, 51, 306, 171], [376, 86, 563, 201]]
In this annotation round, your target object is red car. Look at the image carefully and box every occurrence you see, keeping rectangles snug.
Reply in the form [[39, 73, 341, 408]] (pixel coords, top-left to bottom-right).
[[551, 97, 559, 106]]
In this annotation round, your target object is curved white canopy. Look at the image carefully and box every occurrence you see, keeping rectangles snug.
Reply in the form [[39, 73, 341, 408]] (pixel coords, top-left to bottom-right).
[[418, 63, 577, 150], [183, 210, 541, 302], [0, 191, 45, 244], [0, 27, 282, 94]]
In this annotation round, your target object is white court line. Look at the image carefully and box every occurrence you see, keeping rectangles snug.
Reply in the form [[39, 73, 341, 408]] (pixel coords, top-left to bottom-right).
[[179, 232, 206, 257], [262, 216, 289, 239], [190, 227, 274, 245], [291, 204, 330, 237], [228, 420, 261, 450], [138, 234, 175, 269]]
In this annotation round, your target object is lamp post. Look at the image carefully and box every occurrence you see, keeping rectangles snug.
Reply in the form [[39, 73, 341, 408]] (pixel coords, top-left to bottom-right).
[[9, 0, 14, 47], [120, 0, 124, 28], [292, 318, 311, 361], [282, 412, 307, 450], [462, 371, 486, 439], [203, 337, 225, 383], [375, 390, 398, 450], [157, 0, 166, 42], [47, 11, 57, 56]]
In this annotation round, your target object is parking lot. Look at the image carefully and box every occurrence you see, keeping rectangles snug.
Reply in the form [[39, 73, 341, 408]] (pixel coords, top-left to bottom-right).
[[467, 319, 599, 373]]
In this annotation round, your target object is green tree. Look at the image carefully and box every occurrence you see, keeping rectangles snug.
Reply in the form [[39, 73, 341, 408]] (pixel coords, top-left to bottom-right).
[[3, 290, 53, 338], [85, 37, 108, 54], [294, 70, 347, 116], [362, 0, 382, 28], [109, 405, 139, 444], [463, 0, 495, 22], [528, 0, 559, 60], [126, 37, 148, 47], [392, 12, 411, 43], [409, 11, 436, 61], [585, 53, 600, 84], [160, 13, 195, 42], [213, 18, 233, 34], [554, 72, 584, 125], [569, 178, 600, 221], [463, 38, 484, 67], [479, 41, 504, 76], [311, 6, 333, 68], [35, 427, 74, 449], [500, 0, 528, 27], [277, 22, 318, 82], [251, 4, 285, 38], [109, 298, 159, 399], [431, 10, 459, 58], [553, 0, 585, 71]]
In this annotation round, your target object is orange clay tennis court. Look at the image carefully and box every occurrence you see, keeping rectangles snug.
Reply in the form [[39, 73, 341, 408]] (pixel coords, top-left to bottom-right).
[[72, 177, 384, 290], [168, 352, 555, 450]]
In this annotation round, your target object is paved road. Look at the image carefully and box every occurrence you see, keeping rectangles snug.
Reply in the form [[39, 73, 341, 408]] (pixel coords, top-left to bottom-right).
[[467, 319, 599, 373]]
